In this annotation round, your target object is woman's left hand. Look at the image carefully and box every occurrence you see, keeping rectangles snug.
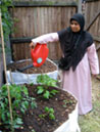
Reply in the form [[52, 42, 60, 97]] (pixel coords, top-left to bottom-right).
[[29, 42, 36, 49]]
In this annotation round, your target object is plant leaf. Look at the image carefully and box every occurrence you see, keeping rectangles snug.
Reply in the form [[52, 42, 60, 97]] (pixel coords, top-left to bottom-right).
[[31, 102, 37, 109], [49, 108, 54, 113], [37, 88, 44, 94], [43, 91, 50, 99], [49, 113, 55, 120], [44, 107, 49, 112]]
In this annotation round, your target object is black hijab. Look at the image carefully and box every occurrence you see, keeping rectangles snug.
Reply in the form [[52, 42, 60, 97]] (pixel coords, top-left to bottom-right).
[[58, 13, 93, 71]]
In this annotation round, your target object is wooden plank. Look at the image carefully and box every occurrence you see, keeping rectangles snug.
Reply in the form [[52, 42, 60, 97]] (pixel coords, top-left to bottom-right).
[[86, 12, 100, 31], [97, 15, 100, 37], [50, 7, 56, 59], [56, 7, 62, 59], [33, 7, 38, 37], [37, 7, 41, 35], [35, 7, 39, 37], [12, 43, 30, 61]]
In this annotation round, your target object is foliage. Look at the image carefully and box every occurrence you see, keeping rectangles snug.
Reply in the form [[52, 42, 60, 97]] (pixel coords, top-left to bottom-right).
[[37, 74, 58, 87], [0, 0, 13, 53], [39, 107, 55, 120], [0, 0, 13, 40], [36, 74, 59, 99], [0, 84, 37, 129]]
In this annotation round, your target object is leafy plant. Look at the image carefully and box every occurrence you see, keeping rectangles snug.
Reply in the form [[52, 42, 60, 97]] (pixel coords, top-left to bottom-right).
[[39, 107, 55, 120], [0, 0, 13, 53], [0, 0, 13, 40], [0, 84, 37, 129], [37, 74, 58, 87], [36, 74, 59, 99]]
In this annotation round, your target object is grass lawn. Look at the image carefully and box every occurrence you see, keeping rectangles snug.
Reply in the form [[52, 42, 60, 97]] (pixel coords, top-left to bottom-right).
[[79, 77, 100, 132]]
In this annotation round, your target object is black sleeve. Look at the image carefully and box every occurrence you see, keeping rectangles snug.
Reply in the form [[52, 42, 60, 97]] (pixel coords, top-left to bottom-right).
[[86, 32, 94, 47]]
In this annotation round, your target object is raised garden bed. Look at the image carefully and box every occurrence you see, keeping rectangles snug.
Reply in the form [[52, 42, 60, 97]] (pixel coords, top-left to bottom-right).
[[7, 59, 57, 74], [0, 75, 80, 132], [15, 85, 77, 132], [0, 85, 78, 132], [7, 59, 58, 84]]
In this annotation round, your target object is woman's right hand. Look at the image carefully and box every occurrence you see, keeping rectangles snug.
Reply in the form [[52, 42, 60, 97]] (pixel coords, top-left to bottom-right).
[[29, 42, 36, 49]]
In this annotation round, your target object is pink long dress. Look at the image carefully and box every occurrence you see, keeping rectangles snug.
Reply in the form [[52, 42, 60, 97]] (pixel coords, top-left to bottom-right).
[[32, 33, 99, 115]]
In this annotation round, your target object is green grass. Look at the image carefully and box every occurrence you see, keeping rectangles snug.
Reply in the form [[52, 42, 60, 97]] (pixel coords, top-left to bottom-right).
[[79, 77, 100, 132]]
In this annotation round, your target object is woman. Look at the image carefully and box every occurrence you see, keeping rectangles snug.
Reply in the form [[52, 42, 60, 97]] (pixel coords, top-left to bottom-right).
[[30, 13, 99, 115]]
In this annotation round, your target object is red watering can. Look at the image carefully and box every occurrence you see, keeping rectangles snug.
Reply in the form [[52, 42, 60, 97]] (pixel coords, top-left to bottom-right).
[[17, 43, 49, 72], [31, 43, 49, 67]]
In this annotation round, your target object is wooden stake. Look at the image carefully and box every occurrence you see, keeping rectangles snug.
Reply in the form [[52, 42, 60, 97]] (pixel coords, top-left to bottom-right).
[[0, 10, 14, 132]]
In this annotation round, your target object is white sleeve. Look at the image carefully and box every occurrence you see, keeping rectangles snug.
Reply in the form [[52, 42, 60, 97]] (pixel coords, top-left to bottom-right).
[[31, 33, 59, 44]]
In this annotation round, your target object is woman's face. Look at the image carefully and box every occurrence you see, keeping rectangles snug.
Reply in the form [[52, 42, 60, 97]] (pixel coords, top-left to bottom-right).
[[70, 20, 81, 32]]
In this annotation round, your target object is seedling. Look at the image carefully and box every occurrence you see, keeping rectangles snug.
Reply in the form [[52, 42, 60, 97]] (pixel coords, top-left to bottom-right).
[[36, 74, 59, 99], [39, 107, 55, 120]]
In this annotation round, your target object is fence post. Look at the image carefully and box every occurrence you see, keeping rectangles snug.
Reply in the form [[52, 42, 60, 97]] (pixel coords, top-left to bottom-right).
[[78, 0, 82, 13]]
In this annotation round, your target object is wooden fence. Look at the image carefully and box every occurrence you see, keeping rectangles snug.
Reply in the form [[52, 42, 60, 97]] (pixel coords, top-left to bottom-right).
[[85, 0, 100, 67], [9, 1, 77, 61], [85, 0, 100, 28]]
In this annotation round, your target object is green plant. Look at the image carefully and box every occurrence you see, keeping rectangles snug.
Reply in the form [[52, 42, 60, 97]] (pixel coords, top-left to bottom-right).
[[29, 82, 34, 86], [0, 0, 13, 40], [0, 84, 37, 129], [36, 74, 59, 99], [39, 107, 55, 120], [0, 0, 13, 53], [37, 74, 58, 86]]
